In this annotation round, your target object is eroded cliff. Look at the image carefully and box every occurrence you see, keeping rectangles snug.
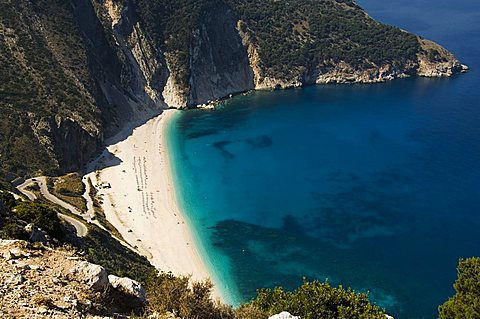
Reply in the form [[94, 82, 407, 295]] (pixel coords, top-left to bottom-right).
[[0, 0, 467, 181]]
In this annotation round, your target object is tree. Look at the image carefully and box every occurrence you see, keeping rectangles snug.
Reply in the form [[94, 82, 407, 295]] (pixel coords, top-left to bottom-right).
[[439, 257, 480, 319]]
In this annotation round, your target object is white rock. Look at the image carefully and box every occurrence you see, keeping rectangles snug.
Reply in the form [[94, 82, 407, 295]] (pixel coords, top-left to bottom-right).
[[70, 261, 108, 292], [7, 273, 24, 285], [108, 274, 146, 302], [268, 312, 300, 319], [385, 315, 395, 319]]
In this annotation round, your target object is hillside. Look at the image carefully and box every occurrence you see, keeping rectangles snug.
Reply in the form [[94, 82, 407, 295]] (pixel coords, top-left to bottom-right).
[[0, 0, 467, 182]]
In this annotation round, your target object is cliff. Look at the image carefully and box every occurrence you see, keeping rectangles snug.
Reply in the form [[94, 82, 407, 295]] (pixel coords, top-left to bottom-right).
[[0, 0, 467, 180]]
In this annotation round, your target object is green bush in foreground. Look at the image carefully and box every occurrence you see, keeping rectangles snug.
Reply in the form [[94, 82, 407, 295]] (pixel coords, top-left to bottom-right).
[[439, 257, 480, 319], [14, 202, 64, 239], [247, 279, 385, 319], [144, 270, 233, 319]]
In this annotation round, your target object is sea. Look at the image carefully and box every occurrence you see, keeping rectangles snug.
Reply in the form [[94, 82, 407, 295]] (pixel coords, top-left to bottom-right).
[[165, 1, 480, 318]]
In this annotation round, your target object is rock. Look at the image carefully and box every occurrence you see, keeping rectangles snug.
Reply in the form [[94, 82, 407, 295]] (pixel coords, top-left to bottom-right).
[[108, 274, 146, 302], [29, 264, 43, 271], [9, 248, 26, 258], [7, 273, 24, 285], [70, 261, 108, 292], [3, 250, 13, 260], [15, 262, 30, 270], [385, 315, 395, 319], [268, 312, 300, 319]]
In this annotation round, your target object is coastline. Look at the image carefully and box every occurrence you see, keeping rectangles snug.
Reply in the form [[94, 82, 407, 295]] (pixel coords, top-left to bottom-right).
[[83, 109, 225, 301]]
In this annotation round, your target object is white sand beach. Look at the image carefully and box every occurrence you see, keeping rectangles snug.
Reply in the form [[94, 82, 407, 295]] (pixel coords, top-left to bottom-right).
[[84, 110, 222, 299]]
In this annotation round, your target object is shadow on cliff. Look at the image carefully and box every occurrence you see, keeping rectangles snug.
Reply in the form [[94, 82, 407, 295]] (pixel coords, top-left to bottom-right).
[[82, 110, 165, 175], [83, 149, 122, 175]]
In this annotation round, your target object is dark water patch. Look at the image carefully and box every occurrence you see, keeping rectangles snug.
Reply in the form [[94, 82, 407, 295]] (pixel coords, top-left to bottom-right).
[[187, 129, 219, 139], [211, 219, 404, 312], [245, 135, 273, 149], [169, 5, 480, 316], [213, 141, 235, 160]]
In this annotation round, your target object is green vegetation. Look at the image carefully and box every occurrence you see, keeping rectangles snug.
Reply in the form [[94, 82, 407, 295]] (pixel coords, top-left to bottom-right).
[[82, 225, 154, 285], [15, 202, 64, 239], [5, 191, 477, 319], [0, 0, 100, 180], [132, 0, 421, 89], [48, 173, 87, 212], [133, 0, 214, 92], [245, 279, 385, 319], [0, 192, 65, 240], [439, 257, 480, 319], [142, 271, 233, 318], [229, 0, 420, 78]]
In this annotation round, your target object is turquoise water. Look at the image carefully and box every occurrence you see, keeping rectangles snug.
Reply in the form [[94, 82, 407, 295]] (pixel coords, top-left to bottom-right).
[[167, 1, 480, 318]]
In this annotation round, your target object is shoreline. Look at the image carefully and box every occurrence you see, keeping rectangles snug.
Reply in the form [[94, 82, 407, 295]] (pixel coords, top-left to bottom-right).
[[83, 109, 226, 301]]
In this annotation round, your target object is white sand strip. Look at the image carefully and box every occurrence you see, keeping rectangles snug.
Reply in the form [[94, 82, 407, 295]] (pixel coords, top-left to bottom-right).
[[84, 110, 223, 300]]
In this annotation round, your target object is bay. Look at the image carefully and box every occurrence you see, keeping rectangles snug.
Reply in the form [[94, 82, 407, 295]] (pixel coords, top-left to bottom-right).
[[167, 1, 480, 317]]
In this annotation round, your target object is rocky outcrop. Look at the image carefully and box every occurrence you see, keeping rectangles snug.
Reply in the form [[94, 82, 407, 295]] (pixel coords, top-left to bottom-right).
[[187, 4, 255, 106], [70, 261, 109, 292], [0, 240, 145, 318], [108, 274, 146, 302], [29, 115, 101, 173], [416, 37, 468, 77]]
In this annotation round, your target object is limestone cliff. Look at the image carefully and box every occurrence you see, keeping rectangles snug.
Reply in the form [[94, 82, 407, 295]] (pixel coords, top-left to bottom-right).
[[0, 0, 467, 180]]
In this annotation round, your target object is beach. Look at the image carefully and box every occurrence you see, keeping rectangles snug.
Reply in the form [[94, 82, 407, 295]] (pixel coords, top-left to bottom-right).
[[84, 110, 222, 299]]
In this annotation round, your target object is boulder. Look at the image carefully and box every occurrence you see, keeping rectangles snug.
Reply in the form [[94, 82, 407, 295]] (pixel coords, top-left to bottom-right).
[[269, 312, 300, 319], [70, 261, 108, 292], [108, 274, 146, 302]]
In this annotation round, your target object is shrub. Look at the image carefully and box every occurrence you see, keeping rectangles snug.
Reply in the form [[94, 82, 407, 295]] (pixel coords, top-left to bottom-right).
[[1, 220, 29, 240], [14, 202, 64, 239], [438, 257, 480, 319], [144, 270, 234, 319], [247, 279, 385, 319], [0, 191, 16, 211]]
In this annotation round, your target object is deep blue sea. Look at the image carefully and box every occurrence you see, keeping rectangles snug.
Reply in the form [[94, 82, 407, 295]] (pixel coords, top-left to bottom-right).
[[166, 1, 480, 318]]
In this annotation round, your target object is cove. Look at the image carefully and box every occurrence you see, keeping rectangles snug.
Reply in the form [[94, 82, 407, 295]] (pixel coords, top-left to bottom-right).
[[166, 1, 480, 318]]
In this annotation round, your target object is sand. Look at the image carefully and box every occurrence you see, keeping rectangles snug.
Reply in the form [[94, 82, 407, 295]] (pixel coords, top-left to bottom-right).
[[84, 110, 222, 300]]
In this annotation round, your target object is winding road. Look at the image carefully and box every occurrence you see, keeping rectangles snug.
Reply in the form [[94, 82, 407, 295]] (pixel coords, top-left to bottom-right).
[[16, 177, 88, 237]]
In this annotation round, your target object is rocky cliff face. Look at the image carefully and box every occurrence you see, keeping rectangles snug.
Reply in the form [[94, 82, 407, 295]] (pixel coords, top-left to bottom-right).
[[188, 3, 254, 106], [0, 0, 467, 180]]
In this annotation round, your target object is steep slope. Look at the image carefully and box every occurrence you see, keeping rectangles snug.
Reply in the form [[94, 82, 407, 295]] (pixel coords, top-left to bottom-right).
[[0, 0, 467, 182]]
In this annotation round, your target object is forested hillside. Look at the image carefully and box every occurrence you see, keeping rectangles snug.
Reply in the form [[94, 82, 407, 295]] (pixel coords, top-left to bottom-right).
[[0, 0, 465, 183]]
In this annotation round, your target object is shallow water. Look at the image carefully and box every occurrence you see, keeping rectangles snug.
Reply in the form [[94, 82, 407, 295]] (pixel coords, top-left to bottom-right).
[[167, 1, 480, 318]]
